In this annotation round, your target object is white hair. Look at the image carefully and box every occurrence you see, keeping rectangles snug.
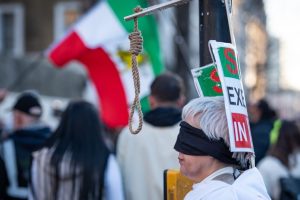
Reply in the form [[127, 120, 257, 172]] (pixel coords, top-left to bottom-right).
[[182, 96, 250, 168], [182, 96, 229, 145]]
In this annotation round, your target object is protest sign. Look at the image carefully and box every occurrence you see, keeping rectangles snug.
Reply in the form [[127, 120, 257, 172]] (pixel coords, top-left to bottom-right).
[[191, 63, 223, 97], [209, 40, 253, 152]]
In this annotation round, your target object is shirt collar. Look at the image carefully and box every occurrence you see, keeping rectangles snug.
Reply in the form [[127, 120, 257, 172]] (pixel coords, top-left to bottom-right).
[[192, 166, 234, 189]]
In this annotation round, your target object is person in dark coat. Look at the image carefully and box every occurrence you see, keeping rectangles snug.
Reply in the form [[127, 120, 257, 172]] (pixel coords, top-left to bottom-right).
[[0, 156, 9, 200], [1, 91, 51, 200], [249, 99, 277, 164]]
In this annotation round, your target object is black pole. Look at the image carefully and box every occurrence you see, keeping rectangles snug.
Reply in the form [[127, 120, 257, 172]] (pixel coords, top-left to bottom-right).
[[199, 0, 232, 66], [175, 3, 191, 98]]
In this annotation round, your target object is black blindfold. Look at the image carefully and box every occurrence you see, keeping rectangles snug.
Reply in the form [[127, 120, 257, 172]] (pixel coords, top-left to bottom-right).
[[174, 121, 239, 165]]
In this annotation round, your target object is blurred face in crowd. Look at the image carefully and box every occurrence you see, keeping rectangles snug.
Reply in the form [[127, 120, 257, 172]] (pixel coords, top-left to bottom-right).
[[248, 103, 261, 123], [13, 110, 37, 130]]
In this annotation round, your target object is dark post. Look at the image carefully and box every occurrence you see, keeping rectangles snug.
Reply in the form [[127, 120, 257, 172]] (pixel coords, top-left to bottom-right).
[[199, 0, 232, 66], [175, 3, 191, 97]]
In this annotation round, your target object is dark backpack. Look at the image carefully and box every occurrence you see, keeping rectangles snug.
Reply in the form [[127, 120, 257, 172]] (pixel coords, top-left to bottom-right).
[[0, 156, 9, 200], [279, 176, 300, 200]]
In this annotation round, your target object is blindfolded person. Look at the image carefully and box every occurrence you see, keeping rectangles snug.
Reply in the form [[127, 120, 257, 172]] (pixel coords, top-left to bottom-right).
[[174, 96, 271, 200]]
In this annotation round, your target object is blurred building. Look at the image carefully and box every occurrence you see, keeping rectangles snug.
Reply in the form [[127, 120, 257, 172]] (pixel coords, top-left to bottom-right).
[[0, 0, 88, 98], [266, 36, 280, 93], [266, 37, 300, 119], [0, 0, 98, 55], [231, 0, 268, 100], [0, 1, 73, 55], [0, 0, 274, 104], [6, 0, 300, 121], [0, 0, 91, 128]]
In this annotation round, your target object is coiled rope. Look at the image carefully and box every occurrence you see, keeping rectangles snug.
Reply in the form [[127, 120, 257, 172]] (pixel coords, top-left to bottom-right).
[[128, 6, 143, 134]]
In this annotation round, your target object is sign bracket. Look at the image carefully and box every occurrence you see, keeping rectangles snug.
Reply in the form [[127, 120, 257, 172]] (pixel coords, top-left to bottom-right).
[[124, 0, 191, 21]]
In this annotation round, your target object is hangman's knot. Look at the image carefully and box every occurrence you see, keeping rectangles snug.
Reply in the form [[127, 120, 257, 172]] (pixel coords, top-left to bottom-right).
[[129, 31, 143, 56]]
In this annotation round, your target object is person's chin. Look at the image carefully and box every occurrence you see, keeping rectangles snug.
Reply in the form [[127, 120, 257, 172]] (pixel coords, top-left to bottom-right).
[[179, 166, 187, 177]]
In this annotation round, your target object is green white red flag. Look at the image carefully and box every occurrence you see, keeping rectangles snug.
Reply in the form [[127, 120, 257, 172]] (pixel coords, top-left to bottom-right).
[[47, 0, 164, 128]]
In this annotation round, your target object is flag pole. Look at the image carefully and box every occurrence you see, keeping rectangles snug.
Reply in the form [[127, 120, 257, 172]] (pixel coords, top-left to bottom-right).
[[124, 0, 191, 21]]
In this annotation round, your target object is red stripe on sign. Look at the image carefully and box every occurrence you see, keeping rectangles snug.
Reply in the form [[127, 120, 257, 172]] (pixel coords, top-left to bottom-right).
[[232, 113, 252, 148]]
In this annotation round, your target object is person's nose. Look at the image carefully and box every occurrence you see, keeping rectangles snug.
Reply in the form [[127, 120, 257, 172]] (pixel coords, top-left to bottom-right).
[[178, 152, 184, 160]]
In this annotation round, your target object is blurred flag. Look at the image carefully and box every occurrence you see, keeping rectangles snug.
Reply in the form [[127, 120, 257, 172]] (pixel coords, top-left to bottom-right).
[[47, 0, 164, 128]]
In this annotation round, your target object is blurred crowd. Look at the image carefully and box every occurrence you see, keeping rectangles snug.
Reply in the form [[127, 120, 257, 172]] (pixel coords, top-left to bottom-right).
[[249, 99, 300, 199], [0, 73, 300, 200]]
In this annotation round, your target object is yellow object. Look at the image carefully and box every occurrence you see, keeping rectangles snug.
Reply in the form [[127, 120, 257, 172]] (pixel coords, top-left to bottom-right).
[[164, 169, 194, 200], [117, 50, 147, 69]]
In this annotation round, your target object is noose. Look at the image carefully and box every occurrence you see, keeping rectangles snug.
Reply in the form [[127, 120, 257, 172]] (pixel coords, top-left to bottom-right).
[[128, 6, 143, 134]]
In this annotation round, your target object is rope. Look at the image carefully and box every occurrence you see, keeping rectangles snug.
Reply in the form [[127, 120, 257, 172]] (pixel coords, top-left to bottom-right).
[[128, 6, 143, 134]]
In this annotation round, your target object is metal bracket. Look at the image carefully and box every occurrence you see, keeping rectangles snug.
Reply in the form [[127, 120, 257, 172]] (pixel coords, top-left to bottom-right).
[[124, 0, 191, 21]]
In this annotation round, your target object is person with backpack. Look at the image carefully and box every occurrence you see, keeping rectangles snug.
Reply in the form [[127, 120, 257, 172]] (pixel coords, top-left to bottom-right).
[[258, 120, 300, 200]]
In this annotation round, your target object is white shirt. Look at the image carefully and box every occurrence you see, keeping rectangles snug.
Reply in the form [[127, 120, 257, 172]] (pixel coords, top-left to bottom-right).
[[184, 167, 271, 200]]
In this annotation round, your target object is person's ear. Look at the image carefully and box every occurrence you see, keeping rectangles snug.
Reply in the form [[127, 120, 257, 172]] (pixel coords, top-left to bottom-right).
[[149, 95, 157, 109], [176, 94, 186, 108], [13, 111, 23, 129]]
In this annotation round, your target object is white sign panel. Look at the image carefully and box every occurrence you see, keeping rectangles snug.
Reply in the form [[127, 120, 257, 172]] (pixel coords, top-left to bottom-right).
[[209, 40, 254, 153]]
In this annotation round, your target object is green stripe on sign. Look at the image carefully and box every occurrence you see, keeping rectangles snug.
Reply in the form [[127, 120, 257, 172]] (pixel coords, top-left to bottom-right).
[[218, 47, 240, 79], [108, 0, 164, 75], [192, 64, 223, 97]]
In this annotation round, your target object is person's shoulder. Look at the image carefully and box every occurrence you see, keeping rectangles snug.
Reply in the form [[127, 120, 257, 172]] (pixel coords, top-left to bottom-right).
[[235, 167, 266, 184], [233, 168, 271, 200], [258, 156, 283, 170], [202, 183, 237, 200], [141, 121, 181, 135], [29, 123, 52, 136], [11, 124, 51, 138], [32, 147, 50, 161], [118, 122, 154, 138], [186, 180, 233, 200], [213, 186, 237, 198], [289, 151, 300, 176]]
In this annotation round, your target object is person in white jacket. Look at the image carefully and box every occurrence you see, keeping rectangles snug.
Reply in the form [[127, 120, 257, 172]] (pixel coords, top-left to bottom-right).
[[117, 72, 185, 200], [174, 97, 271, 200]]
